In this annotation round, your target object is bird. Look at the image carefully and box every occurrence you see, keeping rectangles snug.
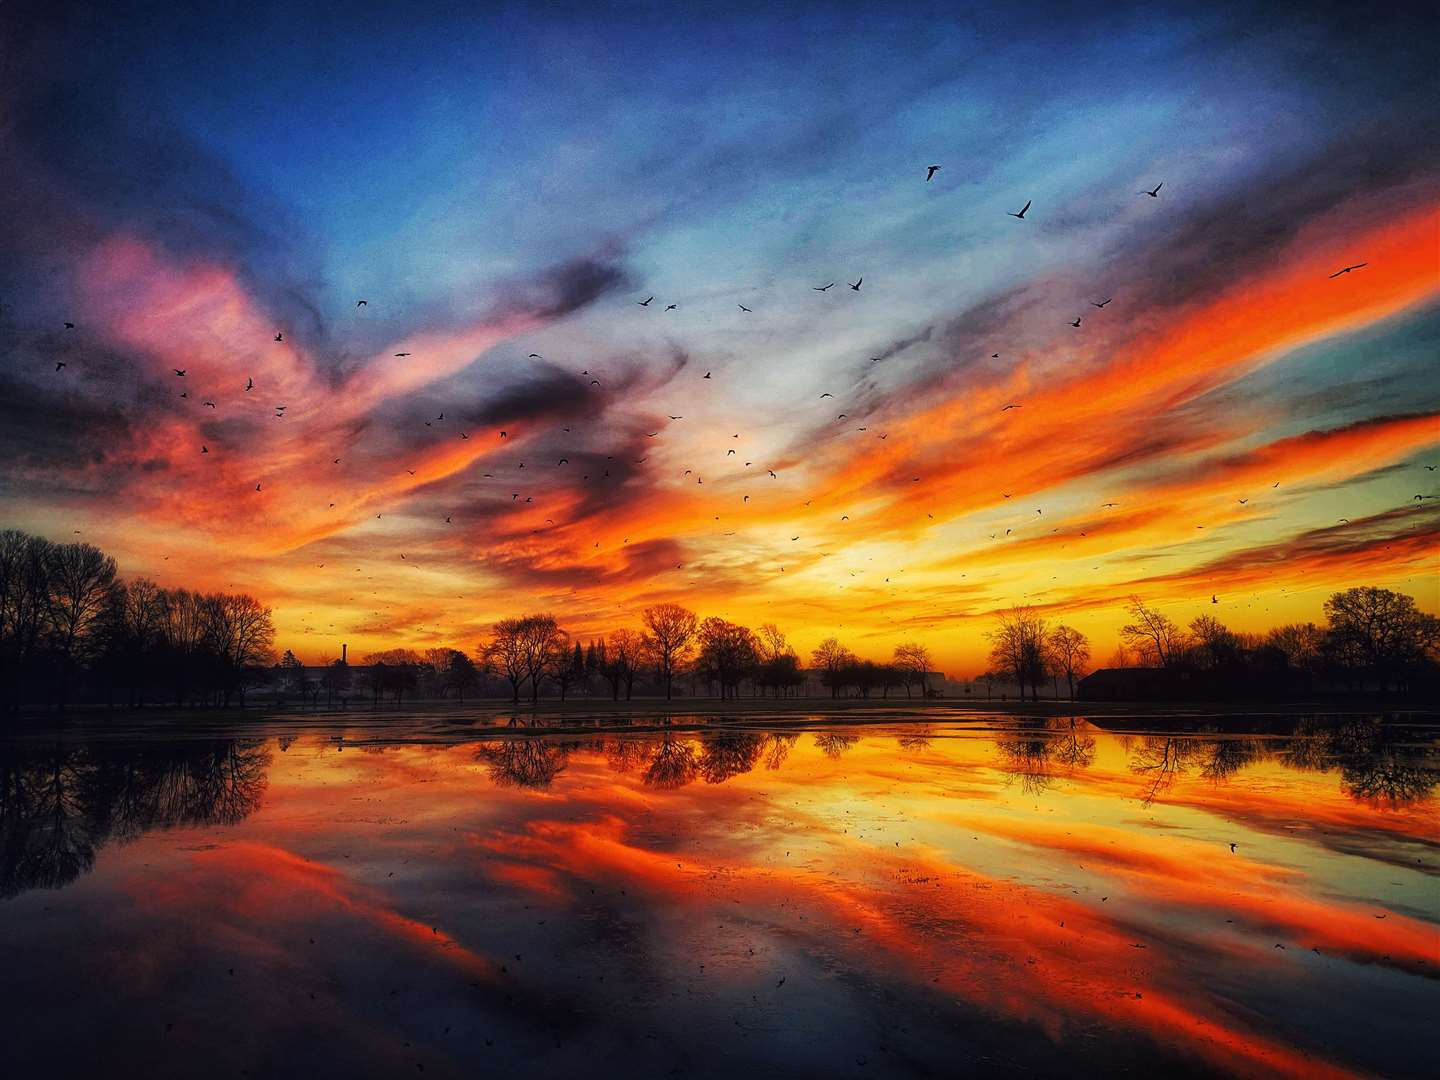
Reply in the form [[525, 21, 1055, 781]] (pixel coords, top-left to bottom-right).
[[1140, 182, 1162, 198], [1212, 595, 1219, 605], [638, 296, 654, 306], [665, 304, 677, 311], [849, 279, 862, 291], [274, 332, 283, 342], [668, 415, 684, 420], [64, 321, 75, 329], [1238, 498, 1249, 504], [1328, 263, 1368, 278], [1008, 199, 1031, 219], [738, 304, 752, 312], [201, 446, 208, 454], [1001, 403, 1022, 411], [925, 165, 941, 181], [54, 361, 66, 372], [173, 369, 186, 377], [356, 299, 367, 307], [245, 377, 253, 392], [1229, 843, 1236, 853], [528, 353, 542, 358], [394, 352, 410, 357], [1101, 502, 1119, 508], [1091, 298, 1112, 308], [558, 458, 569, 465], [814, 283, 835, 292], [820, 393, 833, 398], [1338, 517, 1351, 523], [203, 400, 215, 408], [703, 372, 711, 379], [1070, 316, 1082, 328], [255, 483, 262, 491]]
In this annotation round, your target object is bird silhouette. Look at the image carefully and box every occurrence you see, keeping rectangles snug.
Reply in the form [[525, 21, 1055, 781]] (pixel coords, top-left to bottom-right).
[[665, 303, 677, 311], [849, 279, 862, 291], [668, 415, 684, 420], [1091, 298, 1112, 308], [203, 400, 215, 408], [1328, 263, 1368, 278], [394, 352, 410, 357], [638, 296, 654, 306], [1008, 199, 1031, 219], [64, 321, 75, 329], [813, 283, 835, 291], [1140, 182, 1163, 198], [273, 332, 283, 341], [173, 369, 186, 377], [925, 165, 941, 181], [54, 361, 66, 372], [738, 304, 752, 312], [1070, 316, 1082, 327], [703, 372, 711, 379], [1001, 403, 1022, 411], [245, 377, 253, 391], [201, 446, 208, 454], [356, 299, 367, 307]]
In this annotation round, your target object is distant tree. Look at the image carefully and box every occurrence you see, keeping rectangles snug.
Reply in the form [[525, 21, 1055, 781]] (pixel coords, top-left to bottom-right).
[[1188, 614, 1242, 671], [987, 606, 1048, 701], [1047, 625, 1090, 701], [444, 650, 478, 703], [1119, 598, 1187, 668], [547, 635, 581, 701], [892, 642, 933, 697], [1266, 623, 1325, 674], [696, 617, 758, 699], [602, 629, 645, 700], [277, 649, 305, 701], [1322, 587, 1440, 685], [483, 619, 530, 703], [810, 637, 854, 698], [320, 657, 352, 707], [45, 541, 118, 705], [641, 603, 699, 700], [365, 648, 421, 705]]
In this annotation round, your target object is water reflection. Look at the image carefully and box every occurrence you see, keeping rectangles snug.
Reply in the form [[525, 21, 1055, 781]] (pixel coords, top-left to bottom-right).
[[0, 738, 269, 897]]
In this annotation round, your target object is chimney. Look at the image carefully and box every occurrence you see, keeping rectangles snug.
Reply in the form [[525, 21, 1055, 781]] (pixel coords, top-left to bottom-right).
[[341, 643, 348, 664]]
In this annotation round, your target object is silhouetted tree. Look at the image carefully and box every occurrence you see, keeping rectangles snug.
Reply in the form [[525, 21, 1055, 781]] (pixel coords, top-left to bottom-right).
[[1047, 625, 1090, 701], [810, 637, 854, 698], [892, 642, 932, 697], [987, 606, 1048, 701], [696, 617, 759, 699], [1120, 598, 1188, 668], [641, 603, 698, 700]]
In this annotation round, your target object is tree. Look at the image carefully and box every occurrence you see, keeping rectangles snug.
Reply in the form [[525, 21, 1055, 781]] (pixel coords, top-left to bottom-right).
[[547, 636, 582, 701], [641, 603, 698, 699], [1047, 625, 1090, 701], [1188, 614, 1241, 671], [986, 606, 1048, 701], [696, 617, 759, 699], [1266, 623, 1324, 674], [810, 637, 854, 698], [1323, 587, 1440, 684], [277, 649, 305, 701], [1119, 598, 1187, 668], [44, 541, 118, 704], [484, 619, 530, 703], [602, 629, 646, 700], [892, 642, 933, 697]]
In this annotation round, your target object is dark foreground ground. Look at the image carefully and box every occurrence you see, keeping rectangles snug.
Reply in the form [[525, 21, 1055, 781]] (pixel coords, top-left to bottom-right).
[[1, 709, 1436, 1078]]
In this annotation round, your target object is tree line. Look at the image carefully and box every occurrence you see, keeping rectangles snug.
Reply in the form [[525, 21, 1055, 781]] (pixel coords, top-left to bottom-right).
[[984, 587, 1438, 701], [1, 528, 275, 712]]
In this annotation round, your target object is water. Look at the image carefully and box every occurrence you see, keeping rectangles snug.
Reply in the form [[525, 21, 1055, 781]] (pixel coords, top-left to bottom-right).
[[2, 709, 1437, 1078]]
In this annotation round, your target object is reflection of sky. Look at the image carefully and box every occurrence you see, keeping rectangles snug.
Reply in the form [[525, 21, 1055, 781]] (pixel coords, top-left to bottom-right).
[[1, 718, 1436, 1077], [2, 3, 1438, 669]]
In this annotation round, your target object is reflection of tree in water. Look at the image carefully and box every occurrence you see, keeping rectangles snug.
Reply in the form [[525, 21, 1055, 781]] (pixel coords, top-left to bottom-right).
[[995, 723, 1059, 795], [698, 734, 765, 784], [896, 725, 934, 752], [763, 733, 798, 771], [1274, 717, 1437, 808], [603, 736, 651, 775], [1128, 737, 1206, 805], [475, 739, 569, 789], [0, 739, 270, 899], [814, 732, 859, 760], [1199, 737, 1260, 782], [1047, 718, 1097, 771], [643, 734, 698, 789]]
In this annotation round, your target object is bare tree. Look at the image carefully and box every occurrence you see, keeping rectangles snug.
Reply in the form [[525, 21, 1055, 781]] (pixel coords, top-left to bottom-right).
[[892, 642, 933, 697], [482, 620, 529, 702], [641, 603, 698, 700], [1120, 597, 1188, 668], [810, 637, 853, 698], [986, 606, 1048, 701], [603, 628, 646, 700], [1047, 625, 1090, 700]]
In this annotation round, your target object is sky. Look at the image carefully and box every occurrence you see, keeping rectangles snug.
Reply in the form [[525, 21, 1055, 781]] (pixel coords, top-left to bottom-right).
[[1, 0, 1437, 674]]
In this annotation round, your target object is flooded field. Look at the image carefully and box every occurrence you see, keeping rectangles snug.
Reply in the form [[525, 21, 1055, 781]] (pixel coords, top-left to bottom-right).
[[1, 710, 1437, 1078]]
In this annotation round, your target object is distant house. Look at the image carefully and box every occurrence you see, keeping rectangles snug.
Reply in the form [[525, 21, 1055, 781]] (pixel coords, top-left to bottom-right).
[[1077, 667, 1195, 702]]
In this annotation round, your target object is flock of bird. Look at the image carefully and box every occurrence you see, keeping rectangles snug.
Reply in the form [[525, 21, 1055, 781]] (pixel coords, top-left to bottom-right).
[[46, 166, 1432, 621]]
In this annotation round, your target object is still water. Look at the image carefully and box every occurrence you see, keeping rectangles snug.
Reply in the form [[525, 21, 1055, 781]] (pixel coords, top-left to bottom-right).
[[1, 710, 1436, 1078]]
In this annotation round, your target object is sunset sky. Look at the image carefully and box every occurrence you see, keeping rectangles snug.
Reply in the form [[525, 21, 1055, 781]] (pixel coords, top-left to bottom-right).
[[2, 1, 1436, 674]]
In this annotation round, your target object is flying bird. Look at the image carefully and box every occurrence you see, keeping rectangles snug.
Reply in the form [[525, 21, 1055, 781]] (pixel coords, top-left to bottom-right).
[[356, 299, 367, 307], [1091, 298, 1112, 308], [273, 332, 283, 341], [738, 304, 752, 312], [1071, 316, 1082, 327], [1140, 182, 1163, 198], [1001, 403, 1022, 411], [528, 353, 542, 358], [394, 352, 410, 357], [665, 303, 677, 311], [813, 283, 835, 291], [849, 279, 862, 291], [668, 415, 684, 420], [202, 400, 215, 408], [703, 372, 711, 379], [925, 165, 941, 181], [1008, 199, 1031, 219], [173, 369, 186, 377], [201, 446, 208, 454], [64, 321, 75, 329], [54, 362, 66, 372], [1328, 263, 1368, 278], [245, 378, 253, 391], [638, 296, 654, 306]]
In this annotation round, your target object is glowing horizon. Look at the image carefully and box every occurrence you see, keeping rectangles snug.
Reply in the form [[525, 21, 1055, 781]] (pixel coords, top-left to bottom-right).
[[2, 3, 1437, 675]]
